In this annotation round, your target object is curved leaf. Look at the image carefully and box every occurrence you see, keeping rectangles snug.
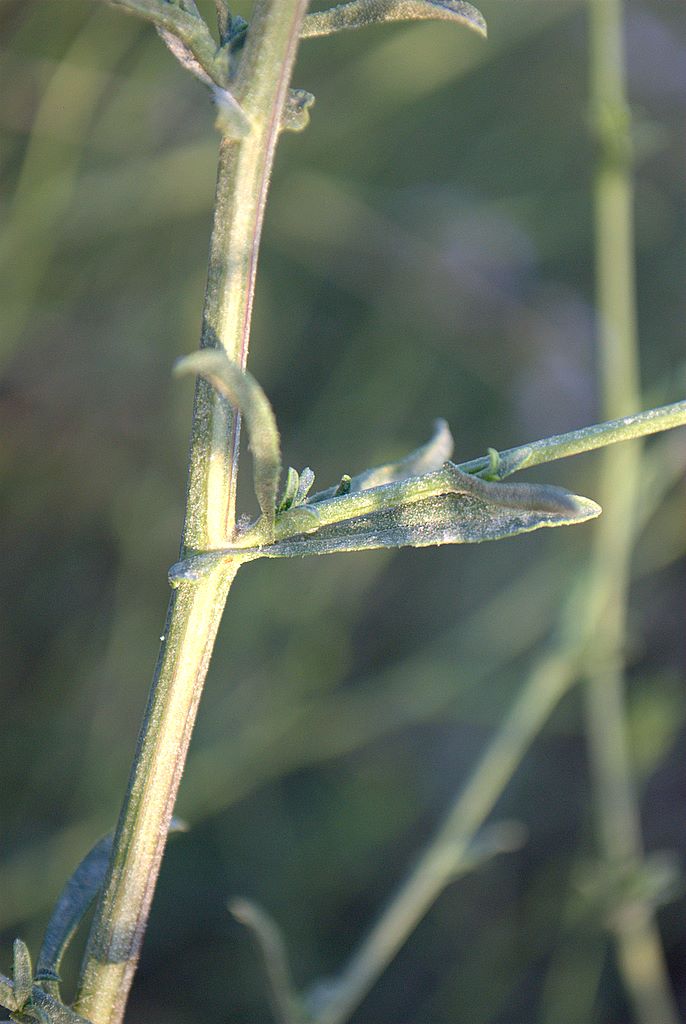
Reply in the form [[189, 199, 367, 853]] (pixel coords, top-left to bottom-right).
[[350, 417, 454, 490], [35, 819, 186, 998], [301, 0, 486, 39], [310, 419, 454, 504], [175, 350, 282, 537]]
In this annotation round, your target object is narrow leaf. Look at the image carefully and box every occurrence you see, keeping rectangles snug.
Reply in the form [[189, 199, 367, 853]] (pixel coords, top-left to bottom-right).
[[175, 351, 282, 535], [278, 468, 300, 513], [12, 942, 31, 1010], [281, 89, 316, 132], [351, 417, 454, 490], [28, 990, 93, 1024], [35, 819, 186, 997], [35, 836, 113, 992], [301, 0, 487, 39], [258, 489, 601, 558], [293, 467, 316, 506], [310, 419, 454, 503]]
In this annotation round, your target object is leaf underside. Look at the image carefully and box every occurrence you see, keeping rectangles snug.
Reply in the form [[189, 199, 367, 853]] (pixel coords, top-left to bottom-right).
[[261, 491, 602, 558], [301, 0, 487, 39]]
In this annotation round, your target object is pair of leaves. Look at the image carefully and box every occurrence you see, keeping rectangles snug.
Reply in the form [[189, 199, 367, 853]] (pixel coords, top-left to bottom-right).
[[173, 350, 601, 581]]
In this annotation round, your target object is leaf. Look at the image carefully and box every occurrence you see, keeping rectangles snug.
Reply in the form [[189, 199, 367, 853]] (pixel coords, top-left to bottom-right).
[[34, 837, 112, 994], [26, 991, 92, 1024], [350, 417, 454, 490], [293, 467, 316, 506], [35, 819, 186, 999], [309, 419, 454, 503], [257, 489, 601, 558], [277, 467, 300, 513], [174, 351, 282, 536], [301, 0, 487, 39], [12, 943, 31, 1011], [282, 89, 316, 132]]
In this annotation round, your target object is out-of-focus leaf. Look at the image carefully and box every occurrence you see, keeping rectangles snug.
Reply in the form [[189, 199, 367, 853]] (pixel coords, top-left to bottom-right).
[[301, 0, 487, 39], [175, 351, 282, 536], [310, 419, 454, 503], [257, 489, 601, 559], [350, 417, 454, 490]]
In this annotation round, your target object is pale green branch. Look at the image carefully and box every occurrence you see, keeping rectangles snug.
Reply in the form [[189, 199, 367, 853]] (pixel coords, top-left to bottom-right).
[[97, 0, 227, 87]]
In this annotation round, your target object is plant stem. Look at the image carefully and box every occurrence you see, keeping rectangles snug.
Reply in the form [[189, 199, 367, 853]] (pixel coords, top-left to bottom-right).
[[584, 1, 678, 1021], [74, 5, 308, 1024], [311, 647, 578, 1024], [458, 399, 686, 479]]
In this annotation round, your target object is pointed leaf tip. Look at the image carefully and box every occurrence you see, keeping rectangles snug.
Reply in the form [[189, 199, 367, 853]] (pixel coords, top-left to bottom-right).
[[302, 0, 487, 39], [12, 940, 32, 1009]]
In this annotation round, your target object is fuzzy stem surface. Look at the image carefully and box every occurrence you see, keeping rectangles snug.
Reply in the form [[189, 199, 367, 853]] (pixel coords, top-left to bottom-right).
[[74, 5, 308, 1023]]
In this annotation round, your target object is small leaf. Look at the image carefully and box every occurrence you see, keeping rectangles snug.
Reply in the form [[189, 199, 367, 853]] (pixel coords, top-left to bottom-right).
[[301, 0, 486, 39], [257, 489, 601, 559], [277, 468, 300, 513], [351, 417, 454, 490], [12, 944, 31, 1011], [175, 350, 282, 537], [281, 88, 316, 132], [293, 467, 316, 506], [310, 419, 454, 503]]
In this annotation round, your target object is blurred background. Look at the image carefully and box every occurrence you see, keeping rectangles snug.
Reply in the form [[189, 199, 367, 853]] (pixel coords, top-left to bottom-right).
[[1, 1, 686, 1021]]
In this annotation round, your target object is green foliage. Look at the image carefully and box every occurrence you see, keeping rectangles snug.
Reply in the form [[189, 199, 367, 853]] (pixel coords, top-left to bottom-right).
[[175, 350, 283, 539], [3, 2, 686, 1024], [301, 0, 486, 39]]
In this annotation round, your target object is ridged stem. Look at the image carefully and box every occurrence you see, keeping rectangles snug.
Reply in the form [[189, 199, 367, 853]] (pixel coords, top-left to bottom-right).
[[584, 1, 678, 1020], [74, 5, 308, 1023]]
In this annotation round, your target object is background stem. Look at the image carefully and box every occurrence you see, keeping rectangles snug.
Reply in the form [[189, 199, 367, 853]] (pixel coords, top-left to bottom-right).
[[74, 5, 308, 1023], [584, 0, 678, 1020]]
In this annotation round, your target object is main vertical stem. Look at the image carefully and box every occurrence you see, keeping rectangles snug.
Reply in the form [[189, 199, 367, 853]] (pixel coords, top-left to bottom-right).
[[75, 6, 308, 1024], [585, 2, 678, 1021]]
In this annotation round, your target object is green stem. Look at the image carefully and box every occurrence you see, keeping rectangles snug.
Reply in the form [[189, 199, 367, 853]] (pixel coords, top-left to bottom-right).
[[459, 400, 686, 479], [74, 5, 308, 1024], [311, 648, 578, 1024], [584, 1, 678, 1021]]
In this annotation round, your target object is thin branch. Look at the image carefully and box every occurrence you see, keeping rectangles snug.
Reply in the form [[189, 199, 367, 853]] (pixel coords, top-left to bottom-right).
[[98, 0, 226, 87]]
